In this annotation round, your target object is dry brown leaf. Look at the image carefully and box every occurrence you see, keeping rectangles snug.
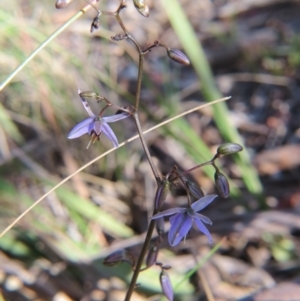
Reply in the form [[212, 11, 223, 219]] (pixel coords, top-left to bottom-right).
[[254, 145, 300, 175]]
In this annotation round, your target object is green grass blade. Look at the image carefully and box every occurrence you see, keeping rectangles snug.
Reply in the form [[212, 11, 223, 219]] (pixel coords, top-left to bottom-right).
[[161, 0, 263, 196]]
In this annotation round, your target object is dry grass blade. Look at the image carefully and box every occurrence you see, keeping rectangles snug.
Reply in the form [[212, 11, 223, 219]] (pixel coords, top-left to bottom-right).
[[0, 97, 229, 238], [0, 0, 98, 91]]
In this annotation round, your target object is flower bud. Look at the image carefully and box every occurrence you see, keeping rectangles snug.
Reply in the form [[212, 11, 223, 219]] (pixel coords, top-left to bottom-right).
[[217, 143, 243, 156], [155, 217, 165, 239], [167, 49, 190, 66], [160, 269, 174, 301], [146, 245, 159, 267], [184, 178, 204, 199], [111, 33, 126, 41], [133, 0, 150, 17], [79, 91, 100, 99], [90, 14, 101, 33], [55, 0, 74, 9], [103, 249, 135, 267], [154, 179, 170, 211], [214, 171, 230, 198]]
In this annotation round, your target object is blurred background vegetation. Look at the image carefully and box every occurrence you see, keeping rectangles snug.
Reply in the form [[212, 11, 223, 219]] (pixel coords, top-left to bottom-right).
[[1, 0, 300, 300]]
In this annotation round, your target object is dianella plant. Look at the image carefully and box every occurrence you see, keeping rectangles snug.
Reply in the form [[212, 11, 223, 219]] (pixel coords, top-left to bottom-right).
[[21, 0, 245, 300], [57, 0, 244, 300]]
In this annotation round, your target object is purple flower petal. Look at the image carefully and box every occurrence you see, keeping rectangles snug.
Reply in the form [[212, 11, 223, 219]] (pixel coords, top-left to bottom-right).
[[68, 117, 94, 139], [103, 112, 130, 123], [193, 218, 212, 244], [189, 212, 212, 225], [168, 213, 192, 246], [88, 122, 95, 135], [93, 119, 102, 135], [151, 208, 186, 220], [191, 195, 217, 212], [102, 122, 119, 147], [78, 88, 96, 118], [69, 90, 129, 144]]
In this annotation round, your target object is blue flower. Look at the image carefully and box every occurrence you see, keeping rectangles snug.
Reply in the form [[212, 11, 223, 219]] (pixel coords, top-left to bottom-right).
[[151, 195, 217, 246], [68, 89, 129, 148]]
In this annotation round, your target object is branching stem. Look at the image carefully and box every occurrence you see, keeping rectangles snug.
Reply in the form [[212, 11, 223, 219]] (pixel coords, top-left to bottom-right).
[[182, 160, 214, 176], [133, 112, 161, 183]]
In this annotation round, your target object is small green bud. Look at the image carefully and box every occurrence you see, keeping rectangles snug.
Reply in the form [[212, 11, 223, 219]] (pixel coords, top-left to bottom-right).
[[155, 179, 170, 210], [214, 172, 230, 198], [167, 48, 190, 65], [55, 0, 73, 9], [133, 0, 150, 17], [217, 143, 243, 156], [79, 91, 100, 100]]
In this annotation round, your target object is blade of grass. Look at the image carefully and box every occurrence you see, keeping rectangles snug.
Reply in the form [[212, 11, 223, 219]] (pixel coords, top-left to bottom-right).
[[0, 97, 228, 238], [0, 0, 98, 91], [161, 0, 263, 197]]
